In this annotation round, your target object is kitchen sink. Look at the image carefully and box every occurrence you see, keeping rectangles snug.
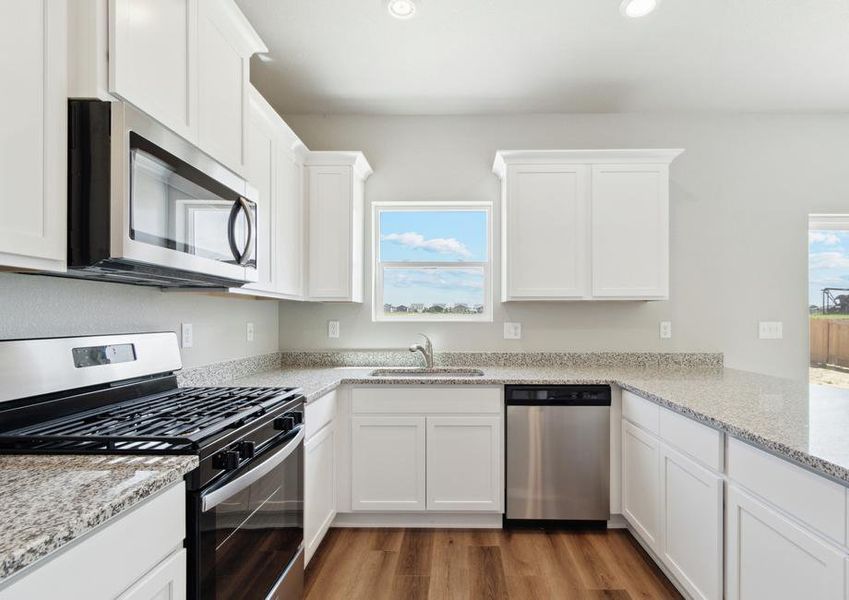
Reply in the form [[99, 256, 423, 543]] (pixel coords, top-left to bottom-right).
[[368, 367, 485, 377]]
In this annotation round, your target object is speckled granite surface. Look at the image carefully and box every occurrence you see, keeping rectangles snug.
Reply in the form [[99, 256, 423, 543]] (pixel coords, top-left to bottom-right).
[[231, 363, 849, 486], [0, 454, 197, 584], [279, 350, 723, 369], [177, 352, 282, 387]]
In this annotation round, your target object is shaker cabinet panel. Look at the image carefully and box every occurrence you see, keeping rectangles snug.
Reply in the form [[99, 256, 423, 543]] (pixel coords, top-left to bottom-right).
[[110, 0, 198, 141], [305, 423, 336, 565], [0, 0, 67, 271], [351, 416, 426, 511], [591, 164, 669, 299], [502, 165, 589, 300], [621, 420, 661, 551]]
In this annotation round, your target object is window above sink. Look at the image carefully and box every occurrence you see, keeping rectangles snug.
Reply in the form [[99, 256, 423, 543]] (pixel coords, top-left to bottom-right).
[[372, 201, 492, 322]]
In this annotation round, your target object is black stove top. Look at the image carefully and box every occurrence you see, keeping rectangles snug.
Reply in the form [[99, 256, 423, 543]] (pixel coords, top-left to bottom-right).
[[0, 385, 302, 455]]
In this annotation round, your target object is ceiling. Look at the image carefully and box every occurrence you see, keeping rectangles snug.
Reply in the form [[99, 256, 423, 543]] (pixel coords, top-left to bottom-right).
[[236, 0, 849, 115]]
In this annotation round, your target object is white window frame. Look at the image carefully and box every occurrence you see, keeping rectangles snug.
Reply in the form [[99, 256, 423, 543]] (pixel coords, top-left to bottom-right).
[[372, 201, 493, 322]]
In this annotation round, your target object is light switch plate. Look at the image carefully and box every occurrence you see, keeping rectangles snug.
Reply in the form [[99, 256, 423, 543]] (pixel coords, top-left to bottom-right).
[[759, 321, 783, 339], [328, 320, 340, 339], [659, 321, 672, 339], [246, 322, 254, 342], [181, 323, 193, 349], [504, 322, 522, 340]]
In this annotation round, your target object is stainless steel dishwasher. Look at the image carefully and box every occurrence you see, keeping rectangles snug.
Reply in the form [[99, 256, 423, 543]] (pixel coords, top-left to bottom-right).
[[505, 385, 611, 525]]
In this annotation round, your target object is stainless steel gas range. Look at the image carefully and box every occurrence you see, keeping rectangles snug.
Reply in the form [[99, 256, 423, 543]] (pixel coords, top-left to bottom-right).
[[0, 332, 304, 600]]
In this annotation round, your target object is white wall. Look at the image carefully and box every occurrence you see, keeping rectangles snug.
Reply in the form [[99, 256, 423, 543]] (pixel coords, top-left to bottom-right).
[[278, 113, 849, 381], [0, 273, 278, 368]]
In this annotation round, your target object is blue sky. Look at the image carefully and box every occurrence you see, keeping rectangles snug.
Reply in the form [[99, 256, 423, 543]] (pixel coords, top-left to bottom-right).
[[379, 210, 487, 262], [380, 210, 487, 307], [809, 230, 849, 306]]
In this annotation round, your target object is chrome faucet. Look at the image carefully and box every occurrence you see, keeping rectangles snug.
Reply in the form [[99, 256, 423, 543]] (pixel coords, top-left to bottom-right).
[[409, 333, 434, 369]]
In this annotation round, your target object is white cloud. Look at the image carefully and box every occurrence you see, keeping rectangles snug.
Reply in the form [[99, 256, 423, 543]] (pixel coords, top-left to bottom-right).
[[810, 231, 841, 246], [810, 251, 849, 270], [381, 231, 472, 259]]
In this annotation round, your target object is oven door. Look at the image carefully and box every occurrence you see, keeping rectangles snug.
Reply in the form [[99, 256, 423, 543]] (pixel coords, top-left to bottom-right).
[[194, 429, 304, 600], [111, 101, 258, 284]]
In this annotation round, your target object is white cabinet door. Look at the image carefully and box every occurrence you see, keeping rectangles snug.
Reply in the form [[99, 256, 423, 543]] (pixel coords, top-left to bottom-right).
[[110, 0, 198, 142], [660, 444, 723, 600], [197, 0, 249, 175], [307, 165, 354, 300], [622, 420, 661, 551], [117, 550, 186, 600], [426, 416, 502, 512], [275, 148, 304, 298], [242, 89, 276, 291], [726, 485, 845, 600], [0, 0, 66, 271], [591, 164, 669, 299], [305, 423, 335, 565], [503, 164, 589, 300], [351, 416, 426, 511]]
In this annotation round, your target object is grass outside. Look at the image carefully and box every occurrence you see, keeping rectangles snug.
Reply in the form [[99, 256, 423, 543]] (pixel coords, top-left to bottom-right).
[[811, 314, 849, 319], [811, 366, 849, 389]]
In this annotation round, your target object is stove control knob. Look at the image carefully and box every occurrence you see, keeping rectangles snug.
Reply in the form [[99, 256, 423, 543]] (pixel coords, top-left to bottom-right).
[[213, 450, 240, 471], [273, 415, 296, 432], [237, 441, 256, 459]]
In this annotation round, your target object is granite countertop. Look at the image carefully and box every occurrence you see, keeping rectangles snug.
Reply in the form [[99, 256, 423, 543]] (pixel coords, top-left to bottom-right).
[[234, 364, 849, 486], [0, 454, 197, 585]]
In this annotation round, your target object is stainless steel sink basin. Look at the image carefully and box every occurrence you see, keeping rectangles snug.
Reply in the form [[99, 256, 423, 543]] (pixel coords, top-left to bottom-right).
[[368, 367, 485, 377]]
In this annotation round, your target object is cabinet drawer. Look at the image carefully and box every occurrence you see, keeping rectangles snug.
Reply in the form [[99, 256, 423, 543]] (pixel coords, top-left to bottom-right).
[[659, 408, 723, 471], [305, 390, 337, 439], [622, 390, 660, 434], [351, 386, 501, 414], [727, 437, 846, 546]]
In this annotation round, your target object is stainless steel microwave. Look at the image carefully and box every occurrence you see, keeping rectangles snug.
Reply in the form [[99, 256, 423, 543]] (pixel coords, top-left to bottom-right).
[[67, 99, 258, 287]]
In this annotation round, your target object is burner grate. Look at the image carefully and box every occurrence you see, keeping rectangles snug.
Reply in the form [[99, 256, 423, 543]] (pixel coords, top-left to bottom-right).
[[0, 387, 301, 454]]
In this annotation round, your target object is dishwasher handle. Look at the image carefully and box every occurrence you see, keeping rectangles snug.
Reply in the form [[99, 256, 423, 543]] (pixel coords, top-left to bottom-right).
[[505, 384, 611, 406]]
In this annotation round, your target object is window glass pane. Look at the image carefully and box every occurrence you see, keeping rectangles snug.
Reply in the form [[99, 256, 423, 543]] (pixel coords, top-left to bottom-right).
[[381, 267, 485, 316], [379, 210, 487, 262]]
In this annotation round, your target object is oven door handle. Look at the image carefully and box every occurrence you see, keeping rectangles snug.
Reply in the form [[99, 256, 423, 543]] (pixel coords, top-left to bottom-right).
[[202, 428, 304, 512]]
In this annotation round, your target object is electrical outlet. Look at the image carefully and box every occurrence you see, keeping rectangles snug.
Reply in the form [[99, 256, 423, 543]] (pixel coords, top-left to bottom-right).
[[246, 322, 254, 342], [759, 321, 783, 340], [328, 320, 340, 339], [181, 323, 193, 349], [504, 322, 522, 340], [659, 321, 672, 339]]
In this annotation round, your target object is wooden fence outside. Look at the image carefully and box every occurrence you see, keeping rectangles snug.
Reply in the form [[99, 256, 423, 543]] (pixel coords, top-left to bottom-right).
[[810, 318, 849, 368]]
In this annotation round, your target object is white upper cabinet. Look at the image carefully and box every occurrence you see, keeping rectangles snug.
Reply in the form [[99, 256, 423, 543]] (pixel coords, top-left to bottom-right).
[[109, 0, 198, 141], [0, 0, 67, 272], [592, 164, 669, 299], [196, 0, 261, 176], [235, 86, 305, 299], [306, 153, 372, 302], [502, 164, 589, 300], [75, 0, 265, 175], [493, 149, 683, 301]]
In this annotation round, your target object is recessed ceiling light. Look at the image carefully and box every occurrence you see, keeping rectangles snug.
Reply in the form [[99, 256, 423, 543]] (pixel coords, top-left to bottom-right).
[[387, 0, 417, 19], [620, 0, 659, 18]]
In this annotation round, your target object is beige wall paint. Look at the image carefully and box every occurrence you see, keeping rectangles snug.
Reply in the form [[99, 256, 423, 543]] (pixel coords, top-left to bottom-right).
[[0, 273, 278, 368], [278, 113, 849, 381]]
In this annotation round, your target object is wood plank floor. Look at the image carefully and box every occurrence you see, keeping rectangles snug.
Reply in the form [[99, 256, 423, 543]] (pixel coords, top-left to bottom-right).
[[305, 528, 682, 600]]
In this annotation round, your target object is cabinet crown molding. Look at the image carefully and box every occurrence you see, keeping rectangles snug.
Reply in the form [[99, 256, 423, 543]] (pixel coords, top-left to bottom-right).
[[492, 148, 685, 179], [213, 0, 268, 55], [305, 151, 373, 180]]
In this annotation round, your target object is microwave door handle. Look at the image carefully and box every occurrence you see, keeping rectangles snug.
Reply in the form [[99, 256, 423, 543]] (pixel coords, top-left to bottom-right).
[[226, 198, 255, 266], [241, 198, 256, 266], [202, 428, 304, 512]]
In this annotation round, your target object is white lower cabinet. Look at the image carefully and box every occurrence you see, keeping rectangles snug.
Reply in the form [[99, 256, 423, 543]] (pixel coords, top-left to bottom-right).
[[0, 483, 185, 599], [622, 419, 661, 551], [305, 422, 336, 565], [726, 484, 845, 600], [660, 444, 723, 600], [351, 415, 427, 511], [426, 416, 502, 512], [349, 387, 503, 514]]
